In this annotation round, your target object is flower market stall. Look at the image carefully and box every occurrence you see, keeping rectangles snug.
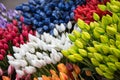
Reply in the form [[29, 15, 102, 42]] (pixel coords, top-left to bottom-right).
[[0, 0, 120, 80]]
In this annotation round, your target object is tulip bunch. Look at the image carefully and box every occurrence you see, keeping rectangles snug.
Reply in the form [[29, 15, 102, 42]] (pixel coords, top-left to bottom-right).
[[62, 0, 120, 79], [37, 63, 97, 80], [74, 0, 111, 24], [0, 20, 35, 72], [15, 0, 86, 34], [0, 3, 19, 28]]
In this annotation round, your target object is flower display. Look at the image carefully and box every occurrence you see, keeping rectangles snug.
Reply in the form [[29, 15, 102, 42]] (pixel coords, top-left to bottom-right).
[[1, 0, 120, 80]]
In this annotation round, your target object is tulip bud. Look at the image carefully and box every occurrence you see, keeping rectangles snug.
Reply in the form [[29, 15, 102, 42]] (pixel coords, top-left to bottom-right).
[[115, 62, 120, 70], [94, 53, 103, 62], [91, 58, 100, 66], [77, 19, 85, 30], [25, 74, 31, 80], [107, 62, 117, 72], [94, 44, 102, 53], [108, 55, 118, 62], [1, 49, 6, 56], [8, 65, 14, 75], [106, 25, 117, 35], [67, 21, 72, 30], [2, 76, 10, 80], [101, 44, 110, 55], [87, 47, 97, 53], [101, 16, 108, 26], [73, 54, 83, 61], [66, 63, 74, 72], [106, 14, 112, 25], [75, 39, 83, 49], [110, 48, 120, 58], [100, 35, 108, 43], [3, 43, 9, 50], [95, 67, 103, 76], [93, 13, 100, 21], [89, 22, 95, 30], [68, 55, 77, 62], [99, 64, 109, 72], [78, 49, 87, 57], [94, 27, 105, 35], [81, 31, 91, 41], [109, 5, 119, 13], [72, 30, 81, 38], [84, 23, 90, 31], [0, 68, 3, 76], [73, 64, 81, 75], [103, 72, 114, 79], [88, 53, 94, 58], [68, 34, 76, 42], [85, 70, 92, 76], [57, 63, 68, 74], [59, 72, 68, 80], [93, 30, 100, 39], [103, 56, 110, 63], [112, 13, 119, 23], [42, 75, 51, 80], [98, 4, 107, 11], [68, 48, 78, 55], [33, 78, 38, 80], [116, 34, 120, 41], [61, 50, 70, 58]]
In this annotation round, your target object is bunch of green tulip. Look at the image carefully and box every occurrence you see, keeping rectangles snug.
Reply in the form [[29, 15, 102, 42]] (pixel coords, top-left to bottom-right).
[[62, 0, 120, 79]]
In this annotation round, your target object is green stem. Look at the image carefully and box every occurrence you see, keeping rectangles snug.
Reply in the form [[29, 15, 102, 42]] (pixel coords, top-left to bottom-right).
[[50, 64, 57, 73]]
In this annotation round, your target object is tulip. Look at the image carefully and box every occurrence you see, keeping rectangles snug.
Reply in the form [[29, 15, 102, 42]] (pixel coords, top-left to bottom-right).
[[0, 68, 3, 76], [57, 63, 68, 74], [8, 65, 14, 75], [2, 76, 10, 80], [59, 72, 68, 80]]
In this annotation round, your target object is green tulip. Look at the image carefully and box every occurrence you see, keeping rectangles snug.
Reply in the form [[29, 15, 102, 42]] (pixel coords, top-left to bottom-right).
[[98, 4, 107, 11], [115, 34, 120, 41], [115, 62, 120, 70], [112, 13, 119, 23], [77, 19, 85, 30], [68, 55, 77, 62], [68, 48, 78, 55], [68, 34, 76, 42], [101, 16, 108, 26], [106, 14, 113, 25], [103, 56, 110, 62], [94, 53, 103, 62], [94, 44, 102, 53], [94, 27, 105, 35], [90, 22, 95, 30], [61, 50, 70, 57], [111, 1, 120, 7], [110, 48, 120, 58], [103, 73, 114, 79], [108, 55, 118, 63], [91, 58, 100, 66], [93, 30, 101, 39], [109, 5, 119, 13], [78, 49, 87, 57], [100, 35, 109, 43], [73, 54, 83, 61], [109, 39, 115, 45], [75, 39, 84, 49], [93, 13, 100, 21], [99, 64, 108, 72], [72, 30, 81, 38], [88, 53, 94, 58], [87, 47, 97, 53], [101, 44, 110, 55], [95, 67, 104, 76], [106, 25, 117, 35], [107, 62, 117, 72], [81, 31, 91, 41]]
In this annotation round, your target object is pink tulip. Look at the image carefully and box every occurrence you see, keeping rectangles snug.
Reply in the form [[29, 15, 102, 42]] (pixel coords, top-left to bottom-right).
[[8, 65, 14, 75], [0, 68, 3, 76]]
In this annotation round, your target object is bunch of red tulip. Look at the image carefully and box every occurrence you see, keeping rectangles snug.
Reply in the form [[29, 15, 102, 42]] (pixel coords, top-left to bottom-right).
[[74, 0, 111, 24]]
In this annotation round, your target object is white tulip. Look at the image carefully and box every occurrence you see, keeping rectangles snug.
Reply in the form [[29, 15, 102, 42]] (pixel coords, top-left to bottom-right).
[[60, 23, 66, 32], [67, 21, 72, 29], [29, 48, 35, 53], [17, 60, 27, 67], [8, 61, 21, 69], [36, 52, 43, 59], [7, 55, 15, 61], [16, 70, 25, 78], [53, 28, 58, 36], [13, 46, 20, 53], [24, 66, 36, 74], [14, 53, 22, 59]]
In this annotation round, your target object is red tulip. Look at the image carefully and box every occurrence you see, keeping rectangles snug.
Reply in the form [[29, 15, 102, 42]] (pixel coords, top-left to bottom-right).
[[1, 49, 6, 56], [4, 43, 9, 50], [0, 54, 4, 60], [12, 19, 18, 26]]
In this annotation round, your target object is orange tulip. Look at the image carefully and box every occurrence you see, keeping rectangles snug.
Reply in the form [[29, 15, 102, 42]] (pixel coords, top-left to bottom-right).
[[73, 64, 81, 75], [2, 76, 10, 80], [52, 74, 60, 80], [50, 69, 57, 75], [85, 70, 92, 76], [42, 75, 51, 80], [59, 72, 68, 80], [57, 63, 68, 74], [33, 77, 38, 80]]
